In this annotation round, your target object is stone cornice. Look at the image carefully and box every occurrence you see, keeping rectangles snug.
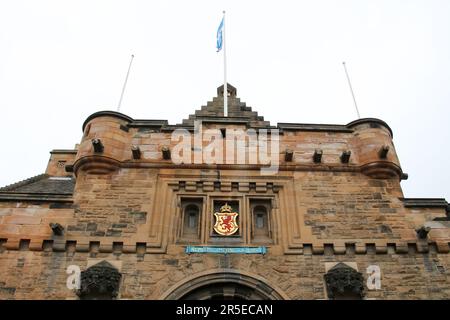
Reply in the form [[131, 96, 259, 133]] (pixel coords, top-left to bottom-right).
[[0, 192, 73, 202], [277, 123, 353, 133], [400, 198, 449, 213], [50, 149, 78, 155], [127, 119, 169, 128], [80, 111, 394, 137], [0, 239, 449, 255], [347, 118, 394, 137], [82, 110, 133, 131]]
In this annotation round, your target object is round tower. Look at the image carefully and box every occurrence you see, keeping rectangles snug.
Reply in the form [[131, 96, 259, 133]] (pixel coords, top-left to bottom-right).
[[347, 118, 403, 179], [73, 111, 132, 175]]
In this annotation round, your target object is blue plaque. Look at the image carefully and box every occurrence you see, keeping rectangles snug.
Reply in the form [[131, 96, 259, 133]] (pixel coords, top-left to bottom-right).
[[185, 246, 267, 255]]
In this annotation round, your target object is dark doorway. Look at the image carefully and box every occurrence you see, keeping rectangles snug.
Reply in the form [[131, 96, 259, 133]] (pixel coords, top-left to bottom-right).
[[180, 282, 267, 300], [162, 270, 287, 300]]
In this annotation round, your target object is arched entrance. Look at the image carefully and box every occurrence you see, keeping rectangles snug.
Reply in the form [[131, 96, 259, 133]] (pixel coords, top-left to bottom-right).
[[160, 269, 288, 300]]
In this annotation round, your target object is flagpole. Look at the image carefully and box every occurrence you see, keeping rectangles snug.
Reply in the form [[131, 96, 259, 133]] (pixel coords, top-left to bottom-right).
[[342, 61, 361, 119], [118, 54, 135, 112], [223, 11, 227, 117]]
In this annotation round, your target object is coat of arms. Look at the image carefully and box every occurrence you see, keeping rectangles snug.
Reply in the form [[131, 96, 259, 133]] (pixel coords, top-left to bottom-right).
[[213, 203, 239, 236]]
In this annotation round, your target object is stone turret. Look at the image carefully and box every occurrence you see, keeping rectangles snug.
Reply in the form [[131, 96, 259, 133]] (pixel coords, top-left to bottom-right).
[[347, 118, 402, 179], [73, 111, 133, 175]]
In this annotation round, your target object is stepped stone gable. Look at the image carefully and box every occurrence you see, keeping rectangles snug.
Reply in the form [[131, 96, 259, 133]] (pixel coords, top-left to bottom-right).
[[0, 84, 449, 300], [180, 84, 272, 129]]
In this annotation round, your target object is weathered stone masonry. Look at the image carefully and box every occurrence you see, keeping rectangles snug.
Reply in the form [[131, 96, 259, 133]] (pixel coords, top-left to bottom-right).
[[0, 84, 449, 299]]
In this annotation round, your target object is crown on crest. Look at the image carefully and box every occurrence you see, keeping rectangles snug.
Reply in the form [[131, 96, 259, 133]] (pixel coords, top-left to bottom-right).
[[220, 203, 232, 213]]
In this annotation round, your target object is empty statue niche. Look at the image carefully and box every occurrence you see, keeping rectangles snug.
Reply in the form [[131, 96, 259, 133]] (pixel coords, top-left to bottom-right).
[[250, 198, 273, 243], [179, 198, 203, 242]]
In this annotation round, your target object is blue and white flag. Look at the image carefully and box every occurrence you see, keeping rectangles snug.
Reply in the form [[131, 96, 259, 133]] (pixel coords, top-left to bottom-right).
[[216, 17, 224, 52]]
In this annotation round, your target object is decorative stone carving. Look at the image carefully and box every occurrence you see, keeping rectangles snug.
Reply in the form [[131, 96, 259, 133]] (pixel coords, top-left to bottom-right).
[[91, 138, 104, 153], [162, 146, 171, 160], [324, 263, 364, 299], [77, 261, 122, 299], [285, 149, 293, 162], [378, 145, 390, 159], [131, 145, 141, 159], [416, 226, 431, 239], [49, 222, 64, 236], [340, 150, 351, 163], [313, 149, 322, 163]]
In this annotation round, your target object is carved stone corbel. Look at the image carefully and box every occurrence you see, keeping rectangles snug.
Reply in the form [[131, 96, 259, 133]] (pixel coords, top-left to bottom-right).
[[324, 262, 364, 299], [77, 261, 122, 300]]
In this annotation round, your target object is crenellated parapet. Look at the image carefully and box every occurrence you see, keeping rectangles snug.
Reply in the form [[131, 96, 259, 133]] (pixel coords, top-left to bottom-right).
[[74, 113, 406, 179]]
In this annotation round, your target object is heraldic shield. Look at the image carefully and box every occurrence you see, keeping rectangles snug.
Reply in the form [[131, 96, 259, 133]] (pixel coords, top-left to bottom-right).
[[213, 203, 239, 236]]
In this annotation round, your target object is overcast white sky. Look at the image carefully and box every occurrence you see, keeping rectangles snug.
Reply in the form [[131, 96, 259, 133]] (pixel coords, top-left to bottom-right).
[[0, 0, 449, 200]]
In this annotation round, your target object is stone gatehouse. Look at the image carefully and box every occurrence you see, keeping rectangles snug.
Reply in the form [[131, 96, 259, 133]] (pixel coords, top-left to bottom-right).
[[0, 84, 448, 299]]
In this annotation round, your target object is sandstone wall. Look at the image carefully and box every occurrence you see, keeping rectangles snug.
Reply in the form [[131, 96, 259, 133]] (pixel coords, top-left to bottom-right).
[[0, 111, 448, 299], [0, 247, 448, 299]]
